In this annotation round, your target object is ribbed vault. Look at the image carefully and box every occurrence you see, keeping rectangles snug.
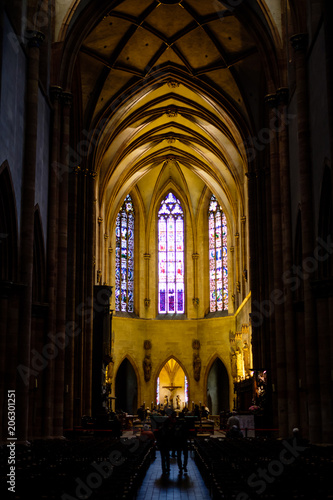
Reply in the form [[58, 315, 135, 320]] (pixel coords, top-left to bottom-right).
[[55, 0, 282, 292]]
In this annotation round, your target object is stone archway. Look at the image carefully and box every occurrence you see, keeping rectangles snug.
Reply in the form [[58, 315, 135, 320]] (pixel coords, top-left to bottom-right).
[[206, 357, 230, 415], [115, 358, 138, 414], [156, 358, 188, 410]]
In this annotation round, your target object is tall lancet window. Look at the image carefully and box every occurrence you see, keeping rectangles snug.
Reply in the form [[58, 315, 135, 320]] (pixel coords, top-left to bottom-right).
[[209, 195, 228, 312], [115, 195, 134, 312], [158, 192, 184, 314]]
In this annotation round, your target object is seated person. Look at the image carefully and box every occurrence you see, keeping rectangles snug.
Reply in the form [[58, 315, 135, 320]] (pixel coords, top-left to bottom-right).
[[226, 425, 243, 438]]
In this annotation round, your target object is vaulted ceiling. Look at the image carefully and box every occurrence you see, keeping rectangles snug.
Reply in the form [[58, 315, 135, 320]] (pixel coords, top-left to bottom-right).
[[60, 0, 279, 229]]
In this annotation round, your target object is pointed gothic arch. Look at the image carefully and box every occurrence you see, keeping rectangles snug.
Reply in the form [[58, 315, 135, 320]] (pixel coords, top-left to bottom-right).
[[204, 354, 230, 415], [154, 355, 190, 407], [114, 355, 139, 414], [156, 191, 185, 315]]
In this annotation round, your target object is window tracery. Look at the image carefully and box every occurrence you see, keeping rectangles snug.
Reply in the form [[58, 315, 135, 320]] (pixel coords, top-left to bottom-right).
[[158, 192, 184, 314]]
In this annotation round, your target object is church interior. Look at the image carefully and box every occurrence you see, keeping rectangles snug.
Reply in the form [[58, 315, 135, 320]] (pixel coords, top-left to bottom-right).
[[0, 0, 333, 498]]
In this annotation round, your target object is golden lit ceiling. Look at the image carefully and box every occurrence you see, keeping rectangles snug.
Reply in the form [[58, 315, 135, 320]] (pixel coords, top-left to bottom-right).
[[61, 0, 277, 229]]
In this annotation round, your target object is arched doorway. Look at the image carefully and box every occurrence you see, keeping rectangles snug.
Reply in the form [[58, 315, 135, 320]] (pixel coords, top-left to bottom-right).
[[115, 358, 138, 414], [156, 358, 188, 410], [206, 358, 229, 415]]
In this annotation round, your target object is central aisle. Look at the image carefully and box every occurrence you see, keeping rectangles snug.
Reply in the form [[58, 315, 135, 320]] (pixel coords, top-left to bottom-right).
[[135, 451, 211, 500]]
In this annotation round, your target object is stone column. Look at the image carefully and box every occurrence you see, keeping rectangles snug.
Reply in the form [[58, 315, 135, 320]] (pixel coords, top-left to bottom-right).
[[246, 172, 260, 363], [17, 30, 44, 443], [241, 215, 247, 299], [83, 171, 97, 416], [265, 93, 288, 437], [104, 232, 109, 283], [43, 85, 62, 437], [277, 87, 300, 430], [323, 0, 333, 214], [323, 1, 333, 443], [290, 33, 320, 443], [144, 253, 151, 316], [315, 287, 333, 443], [234, 229, 240, 309], [229, 246, 235, 315], [53, 91, 72, 436], [64, 165, 79, 430], [192, 252, 199, 316], [262, 163, 278, 428]]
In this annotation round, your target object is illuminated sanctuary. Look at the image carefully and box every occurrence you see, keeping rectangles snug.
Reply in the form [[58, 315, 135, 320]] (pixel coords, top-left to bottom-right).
[[0, 0, 332, 450]]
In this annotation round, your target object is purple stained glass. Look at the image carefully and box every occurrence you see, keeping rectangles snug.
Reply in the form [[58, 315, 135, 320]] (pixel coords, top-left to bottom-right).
[[177, 289, 184, 312], [158, 192, 184, 314], [209, 195, 228, 312], [160, 289, 166, 312], [115, 195, 134, 312]]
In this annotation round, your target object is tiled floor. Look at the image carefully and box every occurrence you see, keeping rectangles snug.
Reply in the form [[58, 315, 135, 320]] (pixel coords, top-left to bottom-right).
[[135, 450, 211, 500]]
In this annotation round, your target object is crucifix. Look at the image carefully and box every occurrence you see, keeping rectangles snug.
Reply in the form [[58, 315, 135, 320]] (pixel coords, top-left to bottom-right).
[[162, 382, 182, 394], [162, 382, 183, 407]]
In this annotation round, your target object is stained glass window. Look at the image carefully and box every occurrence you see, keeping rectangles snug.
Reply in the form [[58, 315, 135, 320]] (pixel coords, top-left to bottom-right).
[[156, 377, 160, 405], [115, 195, 134, 312], [184, 375, 188, 405], [209, 194, 228, 311], [158, 192, 184, 314]]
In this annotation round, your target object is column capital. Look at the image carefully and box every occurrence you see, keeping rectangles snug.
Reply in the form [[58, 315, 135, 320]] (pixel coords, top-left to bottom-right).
[[290, 33, 308, 52], [264, 93, 277, 109], [50, 86, 63, 102], [276, 87, 289, 105], [88, 170, 97, 178], [62, 91, 73, 107], [25, 30, 45, 48], [72, 165, 81, 175]]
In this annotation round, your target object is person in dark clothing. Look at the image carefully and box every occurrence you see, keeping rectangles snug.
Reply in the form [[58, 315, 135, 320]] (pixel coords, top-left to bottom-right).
[[194, 404, 201, 420], [156, 417, 173, 474], [226, 424, 243, 438], [174, 415, 189, 474], [169, 411, 177, 458]]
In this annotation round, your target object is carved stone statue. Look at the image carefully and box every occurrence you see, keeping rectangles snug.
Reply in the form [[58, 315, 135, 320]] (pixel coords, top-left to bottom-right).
[[143, 353, 152, 382], [231, 351, 237, 380], [193, 352, 201, 382]]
